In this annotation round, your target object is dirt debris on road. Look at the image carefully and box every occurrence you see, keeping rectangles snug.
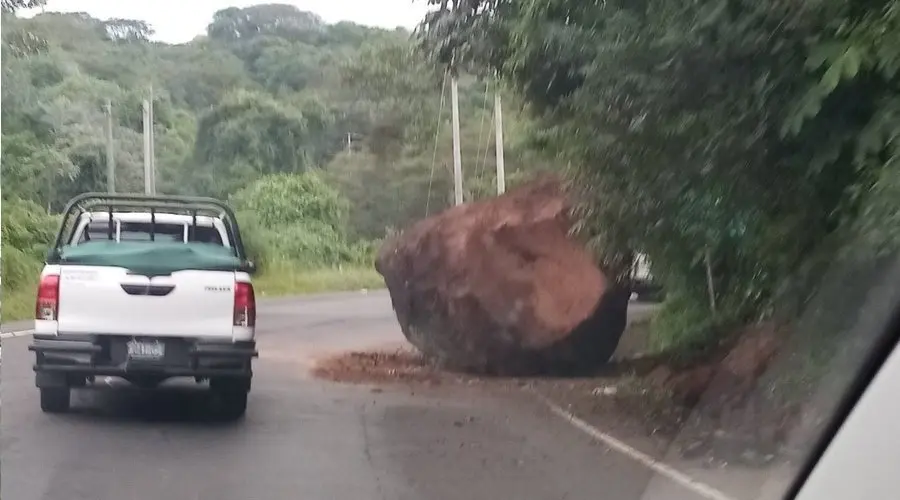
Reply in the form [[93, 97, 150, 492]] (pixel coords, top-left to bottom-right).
[[311, 319, 818, 470], [313, 348, 469, 385]]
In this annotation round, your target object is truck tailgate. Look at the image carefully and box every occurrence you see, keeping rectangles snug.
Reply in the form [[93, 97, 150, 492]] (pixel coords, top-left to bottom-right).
[[57, 266, 235, 338]]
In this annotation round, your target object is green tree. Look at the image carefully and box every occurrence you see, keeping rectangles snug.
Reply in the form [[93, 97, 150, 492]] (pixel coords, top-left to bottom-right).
[[417, 0, 900, 344], [230, 173, 362, 267], [1, 0, 46, 13], [230, 172, 347, 230], [193, 90, 313, 196]]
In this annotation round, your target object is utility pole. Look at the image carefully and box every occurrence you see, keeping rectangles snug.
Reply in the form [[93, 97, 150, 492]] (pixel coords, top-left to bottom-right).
[[105, 99, 115, 193], [705, 248, 717, 314], [450, 75, 463, 206], [148, 86, 156, 194], [142, 99, 152, 194], [494, 89, 506, 195], [347, 132, 352, 156]]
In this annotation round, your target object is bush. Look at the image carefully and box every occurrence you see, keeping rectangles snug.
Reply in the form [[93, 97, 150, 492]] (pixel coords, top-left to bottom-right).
[[2, 197, 58, 261], [234, 209, 274, 271], [2, 244, 43, 291], [264, 219, 355, 267], [229, 172, 379, 269], [1, 198, 58, 320], [649, 292, 723, 356], [2, 198, 58, 291], [230, 172, 348, 231]]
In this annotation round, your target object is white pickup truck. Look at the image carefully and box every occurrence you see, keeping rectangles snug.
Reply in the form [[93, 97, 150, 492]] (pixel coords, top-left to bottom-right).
[[630, 252, 663, 302], [29, 193, 258, 419]]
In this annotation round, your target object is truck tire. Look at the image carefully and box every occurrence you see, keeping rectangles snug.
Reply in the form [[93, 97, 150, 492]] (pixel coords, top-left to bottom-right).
[[221, 390, 248, 420], [40, 387, 71, 413], [210, 378, 249, 421]]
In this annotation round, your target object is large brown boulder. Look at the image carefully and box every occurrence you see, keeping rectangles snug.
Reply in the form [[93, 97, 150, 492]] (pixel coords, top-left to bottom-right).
[[375, 176, 630, 375]]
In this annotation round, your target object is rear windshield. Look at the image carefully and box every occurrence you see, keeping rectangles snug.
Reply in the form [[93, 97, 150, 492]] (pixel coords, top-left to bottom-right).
[[77, 221, 224, 245]]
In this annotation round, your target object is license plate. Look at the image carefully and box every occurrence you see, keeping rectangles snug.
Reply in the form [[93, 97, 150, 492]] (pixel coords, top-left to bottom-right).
[[126, 339, 165, 361]]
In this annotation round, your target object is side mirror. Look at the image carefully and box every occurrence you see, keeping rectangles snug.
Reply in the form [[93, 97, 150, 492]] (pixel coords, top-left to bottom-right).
[[243, 260, 258, 275]]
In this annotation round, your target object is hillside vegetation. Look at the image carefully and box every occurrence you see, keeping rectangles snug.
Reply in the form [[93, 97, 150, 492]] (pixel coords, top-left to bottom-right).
[[1, 3, 549, 320]]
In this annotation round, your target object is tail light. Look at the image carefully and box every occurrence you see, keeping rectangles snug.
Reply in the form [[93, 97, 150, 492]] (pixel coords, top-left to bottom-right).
[[233, 282, 256, 327], [35, 274, 61, 321]]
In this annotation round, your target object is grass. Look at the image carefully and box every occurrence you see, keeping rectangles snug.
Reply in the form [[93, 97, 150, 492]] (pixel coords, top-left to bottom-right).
[[2, 283, 39, 324], [252, 260, 385, 297], [1, 261, 385, 322]]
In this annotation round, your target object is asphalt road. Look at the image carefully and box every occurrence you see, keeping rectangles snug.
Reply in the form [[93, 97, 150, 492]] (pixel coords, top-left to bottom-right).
[[2, 291, 721, 500]]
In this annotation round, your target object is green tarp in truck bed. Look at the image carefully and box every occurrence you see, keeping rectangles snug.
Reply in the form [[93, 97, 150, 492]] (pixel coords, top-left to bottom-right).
[[58, 241, 242, 277]]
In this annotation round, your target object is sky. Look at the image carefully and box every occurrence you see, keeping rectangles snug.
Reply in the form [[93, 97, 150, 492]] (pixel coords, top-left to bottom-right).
[[22, 0, 431, 44]]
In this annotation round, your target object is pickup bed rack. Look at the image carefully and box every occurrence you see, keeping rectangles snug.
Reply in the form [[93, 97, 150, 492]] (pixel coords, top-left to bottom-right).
[[49, 192, 248, 263]]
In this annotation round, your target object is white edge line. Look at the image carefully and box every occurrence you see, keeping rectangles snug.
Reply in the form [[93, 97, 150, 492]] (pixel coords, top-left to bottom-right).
[[529, 388, 738, 500], [0, 329, 35, 339]]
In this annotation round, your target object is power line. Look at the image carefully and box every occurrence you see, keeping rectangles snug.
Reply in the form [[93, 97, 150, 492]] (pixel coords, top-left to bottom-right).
[[425, 71, 449, 217]]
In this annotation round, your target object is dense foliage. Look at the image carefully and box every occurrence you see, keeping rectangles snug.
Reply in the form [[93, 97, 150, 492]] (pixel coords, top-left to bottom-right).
[[231, 172, 374, 268], [418, 0, 900, 346], [1, 3, 545, 311]]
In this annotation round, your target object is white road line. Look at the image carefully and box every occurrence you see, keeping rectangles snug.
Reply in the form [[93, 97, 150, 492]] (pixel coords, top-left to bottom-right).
[[0, 329, 35, 339], [530, 389, 738, 500]]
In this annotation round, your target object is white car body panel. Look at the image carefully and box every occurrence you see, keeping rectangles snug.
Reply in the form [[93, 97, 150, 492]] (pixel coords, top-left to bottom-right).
[[56, 266, 237, 339], [793, 341, 900, 500]]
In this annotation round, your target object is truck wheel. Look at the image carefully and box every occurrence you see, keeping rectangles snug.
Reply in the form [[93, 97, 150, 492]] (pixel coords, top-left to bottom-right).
[[222, 390, 248, 420], [40, 387, 71, 413], [210, 379, 249, 421]]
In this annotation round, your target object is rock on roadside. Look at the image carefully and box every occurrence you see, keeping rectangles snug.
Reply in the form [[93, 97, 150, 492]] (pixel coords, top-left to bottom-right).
[[375, 176, 630, 375]]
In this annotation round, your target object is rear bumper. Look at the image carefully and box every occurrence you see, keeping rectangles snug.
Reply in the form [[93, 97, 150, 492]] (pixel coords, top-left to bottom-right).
[[29, 334, 257, 386]]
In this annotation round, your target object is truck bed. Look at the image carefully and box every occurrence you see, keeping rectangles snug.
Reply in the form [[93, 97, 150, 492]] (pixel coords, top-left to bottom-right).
[[46, 241, 248, 339]]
